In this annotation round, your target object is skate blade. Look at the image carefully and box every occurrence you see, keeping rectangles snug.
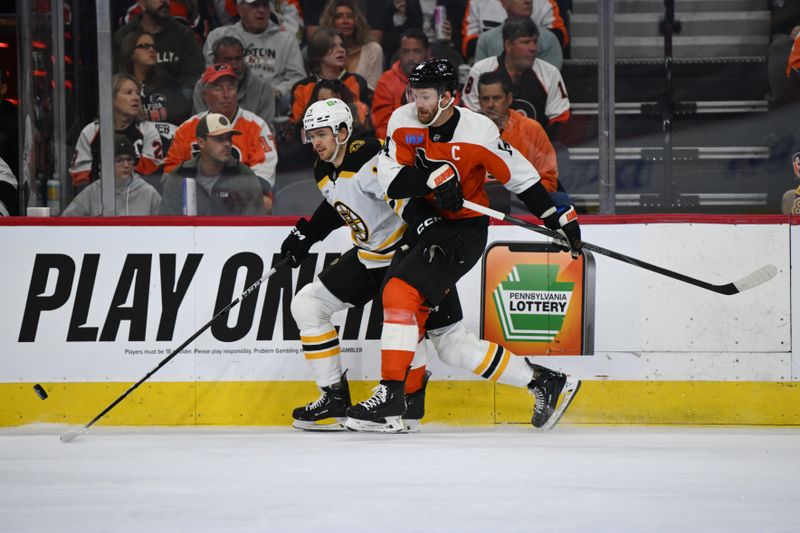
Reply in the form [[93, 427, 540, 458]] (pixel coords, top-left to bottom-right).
[[344, 416, 404, 433], [292, 418, 347, 432], [401, 419, 422, 433], [540, 379, 581, 432]]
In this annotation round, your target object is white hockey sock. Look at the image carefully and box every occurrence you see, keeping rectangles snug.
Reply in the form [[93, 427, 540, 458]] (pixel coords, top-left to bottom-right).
[[291, 281, 349, 388], [429, 322, 532, 388], [300, 327, 343, 388]]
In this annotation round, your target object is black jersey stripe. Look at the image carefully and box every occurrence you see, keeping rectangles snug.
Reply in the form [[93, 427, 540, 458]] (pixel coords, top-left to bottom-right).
[[302, 339, 340, 352], [481, 346, 505, 380]]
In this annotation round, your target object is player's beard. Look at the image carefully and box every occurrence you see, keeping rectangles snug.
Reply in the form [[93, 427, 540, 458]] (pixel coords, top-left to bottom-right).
[[416, 107, 435, 125]]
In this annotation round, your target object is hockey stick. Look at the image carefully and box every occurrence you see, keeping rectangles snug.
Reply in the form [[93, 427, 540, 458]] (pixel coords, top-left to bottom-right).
[[463, 199, 777, 296], [60, 257, 290, 443]]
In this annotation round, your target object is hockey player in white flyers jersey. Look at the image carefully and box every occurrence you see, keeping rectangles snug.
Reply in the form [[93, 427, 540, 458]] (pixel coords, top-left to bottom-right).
[[345, 59, 581, 433]]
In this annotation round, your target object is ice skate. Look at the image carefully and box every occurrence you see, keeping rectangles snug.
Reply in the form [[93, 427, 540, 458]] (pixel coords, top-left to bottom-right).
[[526, 360, 581, 431], [345, 380, 406, 433], [402, 370, 431, 433], [292, 371, 351, 431]]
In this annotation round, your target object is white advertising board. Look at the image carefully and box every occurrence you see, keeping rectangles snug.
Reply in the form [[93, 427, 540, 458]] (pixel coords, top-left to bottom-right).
[[0, 220, 791, 383]]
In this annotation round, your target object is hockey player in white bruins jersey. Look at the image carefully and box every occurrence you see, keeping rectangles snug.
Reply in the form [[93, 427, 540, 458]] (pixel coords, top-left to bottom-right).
[[345, 59, 582, 433], [280, 98, 432, 431]]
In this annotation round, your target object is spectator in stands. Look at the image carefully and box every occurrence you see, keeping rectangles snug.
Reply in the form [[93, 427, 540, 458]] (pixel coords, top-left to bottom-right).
[[310, 78, 370, 130], [782, 28, 800, 103], [462, 0, 568, 59], [113, 0, 205, 96], [371, 0, 424, 68], [768, 0, 800, 106], [204, 0, 306, 112], [193, 36, 276, 124], [165, 64, 277, 212], [217, 0, 304, 39], [289, 27, 371, 123], [0, 156, 17, 216], [462, 18, 571, 139], [114, 0, 218, 45], [63, 135, 161, 217], [781, 148, 800, 215], [274, 0, 305, 40], [474, 0, 562, 69], [0, 69, 18, 178], [371, 28, 431, 138], [117, 30, 192, 149], [426, 0, 468, 57], [477, 70, 569, 207], [69, 73, 164, 194], [160, 113, 268, 216], [319, 0, 384, 89], [303, 0, 385, 45]]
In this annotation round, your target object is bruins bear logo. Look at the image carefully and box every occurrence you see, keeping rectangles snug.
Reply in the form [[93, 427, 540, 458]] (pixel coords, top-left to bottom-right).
[[349, 139, 365, 153], [334, 201, 368, 241]]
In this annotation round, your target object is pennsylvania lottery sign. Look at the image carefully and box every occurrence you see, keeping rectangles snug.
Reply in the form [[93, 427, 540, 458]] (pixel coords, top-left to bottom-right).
[[481, 242, 595, 356]]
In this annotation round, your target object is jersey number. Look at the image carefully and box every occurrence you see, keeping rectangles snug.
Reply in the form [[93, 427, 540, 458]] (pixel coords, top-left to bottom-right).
[[498, 140, 513, 157]]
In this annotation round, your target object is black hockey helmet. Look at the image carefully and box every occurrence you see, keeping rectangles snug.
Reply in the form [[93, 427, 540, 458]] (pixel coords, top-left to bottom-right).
[[408, 58, 458, 96]]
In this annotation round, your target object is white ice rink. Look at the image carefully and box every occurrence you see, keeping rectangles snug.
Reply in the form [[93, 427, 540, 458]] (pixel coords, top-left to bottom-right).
[[1, 425, 798, 532]]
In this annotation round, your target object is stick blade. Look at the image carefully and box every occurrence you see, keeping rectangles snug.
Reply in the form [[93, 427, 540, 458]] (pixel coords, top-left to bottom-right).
[[733, 264, 778, 293], [59, 429, 82, 443]]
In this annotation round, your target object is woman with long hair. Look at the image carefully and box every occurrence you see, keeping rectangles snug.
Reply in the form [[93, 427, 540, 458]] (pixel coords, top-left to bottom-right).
[[117, 29, 191, 139], [319, 0, 383, 89], [69, 73, 164, 193], [289, 27, 370, 123], [309, 78, 370, 133]]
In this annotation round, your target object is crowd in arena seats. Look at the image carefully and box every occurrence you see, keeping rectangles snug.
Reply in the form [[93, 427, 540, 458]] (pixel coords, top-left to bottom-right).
[[767, 0, 800, 214], [62, 0, 575, 217]]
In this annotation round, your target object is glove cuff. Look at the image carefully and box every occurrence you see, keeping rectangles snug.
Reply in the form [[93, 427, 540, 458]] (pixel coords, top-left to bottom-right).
[[425, 164, 456, 190], [541, 205, 577, 229], [295, 218, 320, 243]]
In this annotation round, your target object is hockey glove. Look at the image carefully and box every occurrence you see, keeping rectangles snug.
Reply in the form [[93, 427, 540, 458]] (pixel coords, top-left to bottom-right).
[[426, 164, 463, 213], [541, 205, 582, 259], [280, 218, 319, 268], [416, 216, 466, 264]]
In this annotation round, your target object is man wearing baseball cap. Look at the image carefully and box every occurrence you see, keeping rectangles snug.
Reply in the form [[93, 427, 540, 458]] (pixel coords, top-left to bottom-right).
[[160, 113, 266, 216], [164, 63, 278, 212], [192, 36, 276, 125]]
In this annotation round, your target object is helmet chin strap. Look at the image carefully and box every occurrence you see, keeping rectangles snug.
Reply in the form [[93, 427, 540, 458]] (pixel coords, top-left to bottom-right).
[[324, 127, 351, 163], [425, 93, 454, 126]]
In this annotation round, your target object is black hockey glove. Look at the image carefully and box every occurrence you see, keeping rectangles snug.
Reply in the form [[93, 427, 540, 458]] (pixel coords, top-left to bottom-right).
[[416, 216, 466, 264], [280, 218, 319, 268], [426, 164, 463, 213], [541, 205, 582, 259]]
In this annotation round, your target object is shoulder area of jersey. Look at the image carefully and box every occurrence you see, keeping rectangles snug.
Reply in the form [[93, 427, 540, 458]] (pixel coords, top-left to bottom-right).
[[342, 135, 381, 166], [388, 102, 426, 129], [448, 105, 499, 138]]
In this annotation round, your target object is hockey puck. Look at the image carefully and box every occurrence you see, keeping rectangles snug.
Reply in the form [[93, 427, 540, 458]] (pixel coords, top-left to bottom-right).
[[33, 384, 48, 400]]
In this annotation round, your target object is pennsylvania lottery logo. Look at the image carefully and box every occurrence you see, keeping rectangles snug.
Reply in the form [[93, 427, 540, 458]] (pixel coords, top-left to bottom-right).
[[492, 264, 574, 342]]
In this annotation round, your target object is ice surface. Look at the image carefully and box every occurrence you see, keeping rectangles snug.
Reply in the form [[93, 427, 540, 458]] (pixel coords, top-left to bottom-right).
[[1, 425, 798, 532]]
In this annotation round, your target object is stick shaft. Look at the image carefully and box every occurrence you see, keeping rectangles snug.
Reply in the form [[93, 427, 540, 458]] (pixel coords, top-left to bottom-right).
[[463, 200, 740, 295], [64, 259, 286, 439]]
